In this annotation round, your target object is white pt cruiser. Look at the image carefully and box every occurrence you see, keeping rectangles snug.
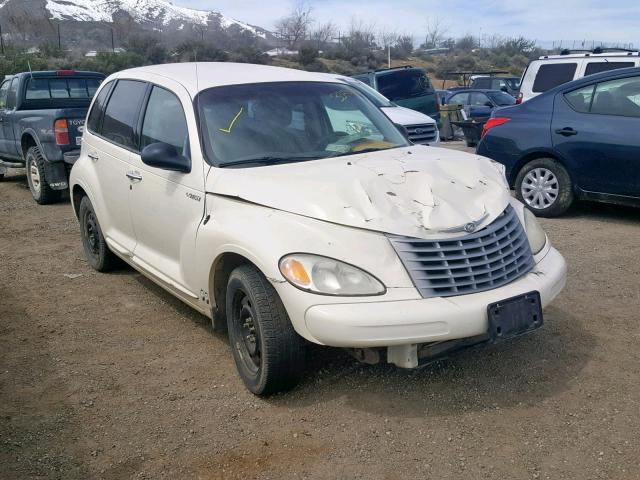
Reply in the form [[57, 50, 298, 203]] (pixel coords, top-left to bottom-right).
[[70, 63, 567, 395]]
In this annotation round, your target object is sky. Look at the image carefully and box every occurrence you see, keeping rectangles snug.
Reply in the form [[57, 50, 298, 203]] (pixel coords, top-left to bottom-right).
[[172, 0, 639, 48]]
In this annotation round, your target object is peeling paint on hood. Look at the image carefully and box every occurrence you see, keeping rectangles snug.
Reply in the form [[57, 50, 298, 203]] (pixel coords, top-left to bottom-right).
[[206, 146, 511, 240]]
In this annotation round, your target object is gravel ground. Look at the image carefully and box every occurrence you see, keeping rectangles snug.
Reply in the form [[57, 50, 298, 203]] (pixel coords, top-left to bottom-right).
[[1, 149, 640, 479]]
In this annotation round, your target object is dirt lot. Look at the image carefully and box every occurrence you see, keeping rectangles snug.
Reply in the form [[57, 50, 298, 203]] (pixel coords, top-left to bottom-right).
[[1, 151, 640, 479]]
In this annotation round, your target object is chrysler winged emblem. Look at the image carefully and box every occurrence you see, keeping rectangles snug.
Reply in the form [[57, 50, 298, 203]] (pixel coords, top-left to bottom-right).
[[441, 211, 490, 234]]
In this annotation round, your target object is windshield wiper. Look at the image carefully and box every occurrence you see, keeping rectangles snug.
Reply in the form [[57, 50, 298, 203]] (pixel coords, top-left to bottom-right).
[[328, 146, 400, 158], [218, 154, 322, 168]]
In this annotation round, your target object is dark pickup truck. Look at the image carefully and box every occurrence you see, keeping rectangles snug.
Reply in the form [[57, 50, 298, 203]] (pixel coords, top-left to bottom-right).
[[0, 70, 105, 204]]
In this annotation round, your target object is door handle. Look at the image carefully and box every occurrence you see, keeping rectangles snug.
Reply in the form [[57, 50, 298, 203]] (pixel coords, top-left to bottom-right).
[[87, 152, 99, 161], [126, 170, 142, 181], [555, 127, 578, 136]]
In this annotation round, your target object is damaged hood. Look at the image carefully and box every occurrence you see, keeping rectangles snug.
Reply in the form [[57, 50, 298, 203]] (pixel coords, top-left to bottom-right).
[[206, 146, 511, 239]]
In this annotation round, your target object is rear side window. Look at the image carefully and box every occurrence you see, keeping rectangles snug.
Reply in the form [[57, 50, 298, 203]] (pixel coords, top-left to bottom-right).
[[25, 77, 102, 100], [6, 78, 18, 109], [473, 78, 490, 88], [101, 80, 147, 149], [585, 62, 635, 76], [140, 86, 188, 155], [353, 75, 372, 86], [448, 92, 469, 105], [532, 63, 577, 93], [564, 84, 595, 113], [87, 81, 114, 134], [377, 70, 433, 101]]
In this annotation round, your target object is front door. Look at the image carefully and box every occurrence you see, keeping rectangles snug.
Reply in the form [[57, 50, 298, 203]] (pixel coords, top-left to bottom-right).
[[128, 82, 206, 296], [0, 78, 19, 159], [552, 74, 640, 197]]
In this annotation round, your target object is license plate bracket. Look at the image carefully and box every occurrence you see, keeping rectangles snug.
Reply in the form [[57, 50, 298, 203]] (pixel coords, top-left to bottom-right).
[[487, 291, 543, 342]]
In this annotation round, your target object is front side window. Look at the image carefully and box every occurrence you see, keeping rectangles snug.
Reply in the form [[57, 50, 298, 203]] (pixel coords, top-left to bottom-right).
[[0, 80, 10, 108], [591, 76, 640, 117], [487, 91, 516, 106], [197, 81, 408, 167], [101, 80, 147, 149], [377, 69, 433, 101], [141, 86, 188, 155], [532, 63, 577, 93]]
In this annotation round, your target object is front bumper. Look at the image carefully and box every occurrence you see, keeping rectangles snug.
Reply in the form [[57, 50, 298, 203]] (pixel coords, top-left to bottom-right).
[[304, 246, 566, 348]]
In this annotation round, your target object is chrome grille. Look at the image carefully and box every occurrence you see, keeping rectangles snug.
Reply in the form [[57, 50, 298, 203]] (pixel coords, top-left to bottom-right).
[[388, 206, 535, 298], [405, 123, 438, 144]]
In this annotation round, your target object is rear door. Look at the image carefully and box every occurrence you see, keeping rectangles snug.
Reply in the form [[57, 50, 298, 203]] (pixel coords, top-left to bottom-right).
[[83, 79, 147, 255], [127, 79, 205, 297], [552, 74, 640, 196]]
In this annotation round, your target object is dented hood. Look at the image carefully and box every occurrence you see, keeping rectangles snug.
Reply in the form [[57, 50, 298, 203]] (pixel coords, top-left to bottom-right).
[[206, 146, 511, 240]]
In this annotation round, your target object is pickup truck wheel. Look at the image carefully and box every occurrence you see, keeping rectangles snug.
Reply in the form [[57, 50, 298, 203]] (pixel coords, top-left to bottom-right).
[[515, 158, 574, 217], [26, 146, 61, 205], [226, 264, 306, 395], [79, 196, 119, 272]]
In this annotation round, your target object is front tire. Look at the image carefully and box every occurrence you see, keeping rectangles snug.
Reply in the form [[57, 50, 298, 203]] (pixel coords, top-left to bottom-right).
[[26, 146, 62, 205], [515, 157, 574, 217], [78, 196, 119, 272], [226, 264, 306, 395]]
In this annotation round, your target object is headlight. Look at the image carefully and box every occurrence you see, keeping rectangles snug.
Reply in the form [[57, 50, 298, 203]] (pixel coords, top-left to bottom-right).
[[523, 208, 547, 255], [279, 254, 386, 296]]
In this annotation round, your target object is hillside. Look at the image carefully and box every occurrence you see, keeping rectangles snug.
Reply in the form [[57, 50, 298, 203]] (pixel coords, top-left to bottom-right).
[[0, 0, 274, 49]]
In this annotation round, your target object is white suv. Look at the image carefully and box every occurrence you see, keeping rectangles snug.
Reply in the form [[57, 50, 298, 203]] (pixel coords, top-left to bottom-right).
[[70, 63, 566, 395], [519, 49, 640, 102]]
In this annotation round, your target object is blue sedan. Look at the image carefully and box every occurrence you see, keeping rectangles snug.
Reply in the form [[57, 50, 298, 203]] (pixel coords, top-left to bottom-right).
[[477, 67, 640, 216]]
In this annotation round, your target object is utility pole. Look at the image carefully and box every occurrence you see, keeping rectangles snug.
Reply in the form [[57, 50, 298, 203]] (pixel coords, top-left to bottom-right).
[[57, 23, 61, 50], [387, 45, 391, 68], [111, 28, 115, 53], [0, 24, 4, 55]]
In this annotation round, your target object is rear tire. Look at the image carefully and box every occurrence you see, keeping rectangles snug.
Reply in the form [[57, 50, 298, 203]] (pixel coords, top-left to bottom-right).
[[26, 146, 61, 205], [515, 157, 574, 217], [79, 196, 119, 272], [226, 264, 306, 395]]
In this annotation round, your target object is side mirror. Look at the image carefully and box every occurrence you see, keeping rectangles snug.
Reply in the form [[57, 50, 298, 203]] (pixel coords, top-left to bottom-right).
[[394, 123, 411, 143], [141, 142, 191, 173]]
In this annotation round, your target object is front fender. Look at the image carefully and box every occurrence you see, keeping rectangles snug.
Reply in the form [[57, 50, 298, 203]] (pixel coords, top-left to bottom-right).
[[194, 195, 418, 341]]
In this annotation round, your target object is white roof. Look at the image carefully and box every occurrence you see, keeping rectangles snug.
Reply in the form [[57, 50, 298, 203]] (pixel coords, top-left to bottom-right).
[[112, 62, 341, 96]]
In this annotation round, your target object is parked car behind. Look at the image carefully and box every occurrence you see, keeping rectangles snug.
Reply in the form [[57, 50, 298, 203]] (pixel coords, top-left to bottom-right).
[[518, 49, 640, 103], [352, 66, 440, 124], [477, 66, 640, 217], [328, 75, 439, 145], [0, 70, 105, 203], [471, 76, 521, 97], [446, 89, 516, 120], [71, 63, 566, 395]]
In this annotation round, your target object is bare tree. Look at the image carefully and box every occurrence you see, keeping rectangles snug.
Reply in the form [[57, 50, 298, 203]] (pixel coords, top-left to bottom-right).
[[310, 21, 336, 49], [378, 27, 398, 50], [275, 1, 313, 49], [423, 17, 448, 49]]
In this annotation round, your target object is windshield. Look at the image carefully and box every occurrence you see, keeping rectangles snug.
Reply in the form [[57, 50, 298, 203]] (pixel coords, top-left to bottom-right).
[[377, 69, 433, 101], [197, 81, 409, 167], [345, 79, 393, 107], [487, 91, 517, 106]]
